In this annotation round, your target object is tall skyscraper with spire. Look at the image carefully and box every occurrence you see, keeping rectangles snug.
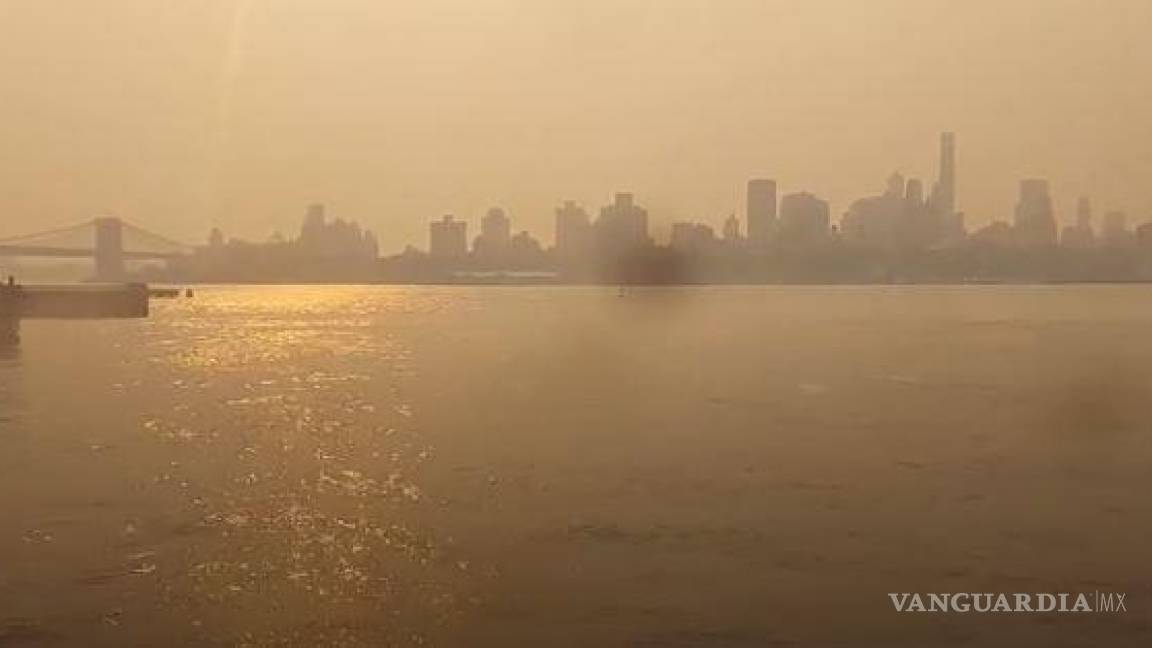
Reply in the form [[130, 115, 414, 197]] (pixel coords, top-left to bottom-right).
[[930, 131, 964, 243], [935, 132, 956, 215]]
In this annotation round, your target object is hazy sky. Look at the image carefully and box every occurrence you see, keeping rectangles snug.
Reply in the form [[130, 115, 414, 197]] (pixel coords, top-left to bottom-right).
[[1, 0, 1150, 251]]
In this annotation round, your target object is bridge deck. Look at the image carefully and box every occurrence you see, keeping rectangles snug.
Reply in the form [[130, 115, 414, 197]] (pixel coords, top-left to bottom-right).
[[0, 245, 181, 260]]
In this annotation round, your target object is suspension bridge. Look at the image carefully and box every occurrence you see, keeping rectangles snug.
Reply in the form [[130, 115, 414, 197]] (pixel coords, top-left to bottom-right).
[[0, 217, 194, 282]]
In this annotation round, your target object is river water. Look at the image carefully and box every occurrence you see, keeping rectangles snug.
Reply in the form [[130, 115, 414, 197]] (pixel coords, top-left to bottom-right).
[[1, 285, 1150, 646]]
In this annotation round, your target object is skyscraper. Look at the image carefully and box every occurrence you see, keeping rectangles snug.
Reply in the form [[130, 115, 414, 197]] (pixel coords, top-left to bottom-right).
[[932, 132, 956, 216], [430, 215, 467, 258], [473, 207, 512, 260], [841, 177, 902, 248], [1102, 210, 1130, 246], [297, 204, 379, 259], [929, 132, 965, 242], [887, 172, 906, 199], [1061, 196, 1096, 248], [1013, 179, 1057, 246], [301, 203, 327, 242], [480, 208, 511, 244], [1076, 196, 1093, 230], [555, 200, 592, 259], [669, 222, 716, 252], [747, 179, 778, 246], [723, 214, 741, 242], [905, 179, 925, 210], [595, 192, 650, 254], [779, 192, 830, 244]]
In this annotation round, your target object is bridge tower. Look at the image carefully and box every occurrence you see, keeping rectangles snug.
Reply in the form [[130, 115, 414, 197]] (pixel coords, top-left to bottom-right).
[[94, 217, 125, 281]]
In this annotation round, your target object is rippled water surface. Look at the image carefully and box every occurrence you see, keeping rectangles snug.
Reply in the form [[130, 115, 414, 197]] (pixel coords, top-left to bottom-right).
[[2, 285, 1152, 646]]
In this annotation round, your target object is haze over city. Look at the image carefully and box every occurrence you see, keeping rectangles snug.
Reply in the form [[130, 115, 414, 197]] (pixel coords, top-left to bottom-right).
[[5, 3, 1152, 646], [1, 0, 1150, 251]]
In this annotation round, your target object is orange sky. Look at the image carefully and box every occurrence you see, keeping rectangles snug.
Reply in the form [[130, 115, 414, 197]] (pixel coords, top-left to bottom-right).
[[1, 0, 1150, 251]]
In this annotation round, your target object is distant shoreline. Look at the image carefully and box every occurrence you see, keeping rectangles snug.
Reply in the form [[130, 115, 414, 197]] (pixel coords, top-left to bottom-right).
[[134, 279, 1152, 288]]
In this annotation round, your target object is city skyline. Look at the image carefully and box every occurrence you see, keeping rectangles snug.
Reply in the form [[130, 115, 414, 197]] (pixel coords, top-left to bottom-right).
[[6, 130, 1150, 281], [4, 127, 1148, 260], [367, 132, 1143, 256], [146, 127, 1152, 284], [86, 130, 1151, 258]]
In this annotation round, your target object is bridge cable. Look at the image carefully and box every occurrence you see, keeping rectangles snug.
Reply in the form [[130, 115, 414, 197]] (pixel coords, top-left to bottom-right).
[[119, 221, 196, 251], [0, 220, 96, 245]]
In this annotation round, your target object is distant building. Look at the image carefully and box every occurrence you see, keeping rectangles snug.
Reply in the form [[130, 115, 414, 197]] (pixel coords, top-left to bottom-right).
[[1102, 210, 1132, 247], [903, 178, 939, 246], [670, 222, 716, 253], [779, 192, 830, 245], [1077, 196, 1093, 230], [595, 193, 650, 254], [1061, 196, 1095, 248], [928, 132, 965, 243], [480, 207, 511, 246], [842, 172, 911, 248], [1013, 179, 1057, 246], [430, 215, 467, 259], [930, 132, 956, 216], [972, 220, 1015, 247], [555, 200, 593, 260], [842, 133, 962, 249], [905, 178, 925, 210], [747, 179, 777, 246], [296, 203, 379, 259], [510, 230, 545, 266], [722, 214, 741, 243], [180, 203, 379, 282], [473, 207, 512, 261], [1136, 221, 1152, 247], [668, 221, 692, 249], [301, 203, 327, 242]]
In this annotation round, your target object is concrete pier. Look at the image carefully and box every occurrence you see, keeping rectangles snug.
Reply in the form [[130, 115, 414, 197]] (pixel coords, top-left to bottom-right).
[[2, 281, 149, 324], [18, 284, 149, 319]]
